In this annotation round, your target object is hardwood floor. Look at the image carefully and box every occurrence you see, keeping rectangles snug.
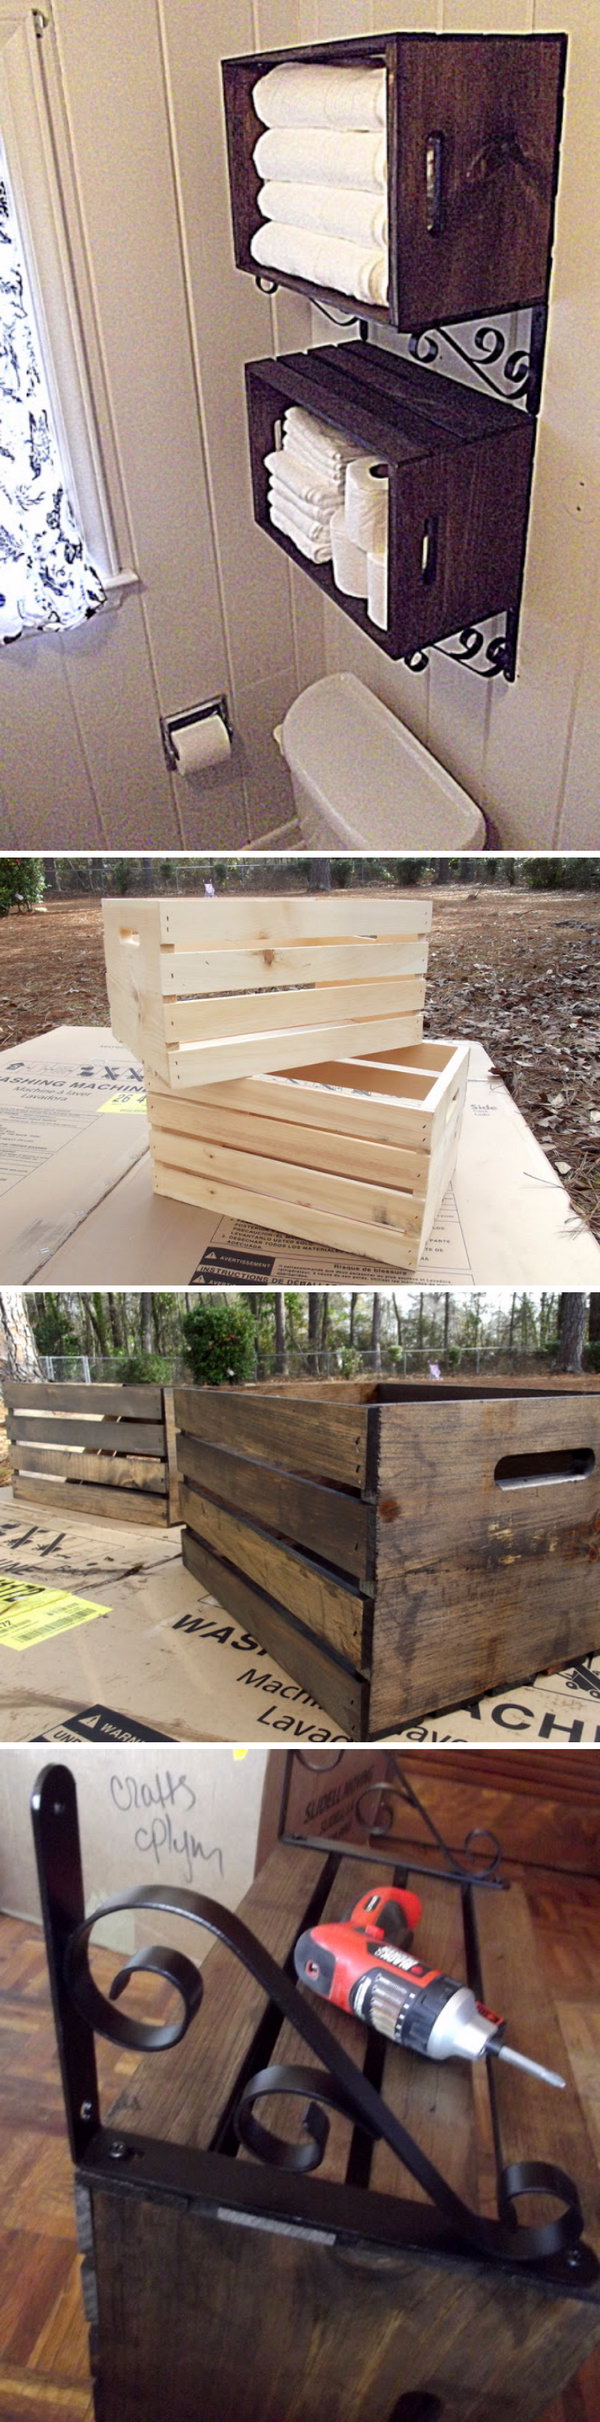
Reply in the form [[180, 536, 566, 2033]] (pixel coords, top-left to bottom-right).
[[0, 1860, 599, 2422]]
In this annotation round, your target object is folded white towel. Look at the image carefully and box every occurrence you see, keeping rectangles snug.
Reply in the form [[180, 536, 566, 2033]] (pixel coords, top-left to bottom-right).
[[265, 447, 341, 510], [268, 483, 334, 545], [269, 502, 333, 563], [253, 63, 387, 133], [259, 180, 388, 250], [252, 219, 388, 305], [253, 126, 387, 193], [283, 406, 358, 479]]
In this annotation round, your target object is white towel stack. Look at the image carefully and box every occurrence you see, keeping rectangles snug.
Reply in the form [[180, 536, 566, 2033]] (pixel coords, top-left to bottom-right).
[[251, 62, 388, 309], [264, 406, 365, 564]]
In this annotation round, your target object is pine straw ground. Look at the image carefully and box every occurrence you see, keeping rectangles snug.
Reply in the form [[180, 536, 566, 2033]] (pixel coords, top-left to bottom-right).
[[0, 889, 599, 1238]]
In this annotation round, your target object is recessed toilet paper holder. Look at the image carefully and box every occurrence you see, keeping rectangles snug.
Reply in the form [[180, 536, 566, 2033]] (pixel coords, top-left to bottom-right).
[[160, 694, 233, 773]]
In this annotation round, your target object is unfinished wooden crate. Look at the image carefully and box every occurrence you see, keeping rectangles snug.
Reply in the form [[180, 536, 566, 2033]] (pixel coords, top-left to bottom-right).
[[64, 1828, 600, 2422], [5, 1381, 180, 1527], [147, 1039, 469, 1272], [102, 894, 431, 1088], [175, 1380, 600, 1738]]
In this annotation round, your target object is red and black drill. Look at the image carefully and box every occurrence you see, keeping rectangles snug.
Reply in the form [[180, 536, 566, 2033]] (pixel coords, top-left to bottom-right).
[[294, 1885, 565, 2088]]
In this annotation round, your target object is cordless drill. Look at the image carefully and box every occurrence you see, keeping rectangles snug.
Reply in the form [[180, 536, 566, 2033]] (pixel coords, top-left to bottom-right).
[[294, 1885, 565, 2089]]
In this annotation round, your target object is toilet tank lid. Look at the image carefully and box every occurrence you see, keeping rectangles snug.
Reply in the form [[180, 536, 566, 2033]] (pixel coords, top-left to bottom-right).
[[281, 673, 486, 850]]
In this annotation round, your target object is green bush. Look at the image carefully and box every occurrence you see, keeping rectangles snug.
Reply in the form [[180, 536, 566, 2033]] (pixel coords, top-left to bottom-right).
[[117, 1351, 172, 1384], [0, 859, 44, 914], [182, 1301, 256, 1386], [33, 1308, 79, 1357]]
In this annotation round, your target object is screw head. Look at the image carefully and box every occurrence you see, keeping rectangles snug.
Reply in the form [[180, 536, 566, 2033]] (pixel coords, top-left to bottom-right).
[[108, 2139, 127, 2161], [566, 2247, 583, 2269], [80, 2101, 93, 2121]]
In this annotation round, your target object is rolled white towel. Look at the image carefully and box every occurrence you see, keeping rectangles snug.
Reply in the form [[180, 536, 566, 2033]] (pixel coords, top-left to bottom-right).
[[269, 502, 333, 563], [283, 406, 359, 480], [253, 126, 387, 193], [345, 456, 389, 549], [264, 447, 340, 511], [251, 219, 388, 306], [253, 63, 386, 133], [268, 483, 335, 544], [259, 180, 388, 250]]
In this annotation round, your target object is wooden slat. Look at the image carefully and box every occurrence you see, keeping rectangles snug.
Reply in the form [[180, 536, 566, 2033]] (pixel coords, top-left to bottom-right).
[[369, 1877, 480, 2208], [148, 1040, 437, 1148], [182, 1531, 364, 1739], [160, 934, 427, 996], [177, 1433, 371, 1585], [152, 1157, 421, 1270], [474, 1885, 600, 2261], [2, 1383, 163, 1417], [150, 1124, 424, 1234], [241, 1857, 394, 2187], [162, 1388, 181, 1526], [7, 1417, 166, 1456], [164, 973, 424, 1048], [163, 1008, 424, 1091], [9, 1446, 167, 1492], [12, 1476, 168, 1526], [180, 1483, 366, 1668], [105, 1841, 329, 2150], [174, 1391, 368, 1492], [147, 1089, 431, 1194], [157, 895, 433, 946]]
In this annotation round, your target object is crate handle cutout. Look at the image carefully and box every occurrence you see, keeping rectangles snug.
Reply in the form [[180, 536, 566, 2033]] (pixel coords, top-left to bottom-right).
[[421, 514, 439, 586], [495, 1448, 595, 1491], [425, 131, 445, 234], [118, 926, 141, 948]]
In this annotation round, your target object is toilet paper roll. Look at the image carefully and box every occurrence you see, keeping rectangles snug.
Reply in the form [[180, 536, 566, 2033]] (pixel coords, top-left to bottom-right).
[[331, 506, 369, 599], [171, 711, 231, 778], [367, 540, 389, 630], [345, 456, 389, 550]]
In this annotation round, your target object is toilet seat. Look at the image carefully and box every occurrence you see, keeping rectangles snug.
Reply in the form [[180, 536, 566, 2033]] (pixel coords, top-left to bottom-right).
[[281, 672, 487, 850]]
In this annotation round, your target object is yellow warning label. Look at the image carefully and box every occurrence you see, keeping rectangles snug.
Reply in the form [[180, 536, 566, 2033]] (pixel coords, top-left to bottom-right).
[[0, 1575, 109, 1651], [99, 1091, 147, 1115]]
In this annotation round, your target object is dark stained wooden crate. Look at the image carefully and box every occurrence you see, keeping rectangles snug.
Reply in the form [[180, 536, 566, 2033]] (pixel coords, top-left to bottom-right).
[[246, 340, 534, 662], [5, 1380, 180, 1527], [174, 1381, 600, 1739], [72, 1836, 600, 2422], [222, 32, 566, 329]]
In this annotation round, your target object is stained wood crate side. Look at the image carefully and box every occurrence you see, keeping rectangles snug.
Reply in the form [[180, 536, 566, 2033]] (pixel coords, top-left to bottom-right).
[[180, 1482, 367, 1669], [374, 1398, 600, 1576], [7, 1414, 166, 1456], [182, 1529, 365, 1738], [475, 1885, 600, 2265], [176, 1431, 372, 1586], [173, 1391, 369, 1490], [9, 1443, 168, 1492]]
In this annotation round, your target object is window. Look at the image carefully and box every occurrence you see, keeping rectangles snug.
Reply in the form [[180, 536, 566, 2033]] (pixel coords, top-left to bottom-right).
[[0, 3, 133, 640]]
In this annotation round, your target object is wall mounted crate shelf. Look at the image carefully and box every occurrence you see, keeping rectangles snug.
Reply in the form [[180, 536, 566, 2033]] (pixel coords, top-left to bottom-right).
[[176, 1381, 600, 1739], [223, 32, 566, 330], [102, 893, 430, 1087], [5, 1381, 180, 1527], [246, 341, 534, 663], [148, 1038, 468, 1273], [33, 1770, 600, 2422]]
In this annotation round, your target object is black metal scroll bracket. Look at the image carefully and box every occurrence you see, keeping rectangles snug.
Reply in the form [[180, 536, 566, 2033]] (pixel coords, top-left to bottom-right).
[[31, 1765, 596, 2289], [281, 1749, 506, 1893]]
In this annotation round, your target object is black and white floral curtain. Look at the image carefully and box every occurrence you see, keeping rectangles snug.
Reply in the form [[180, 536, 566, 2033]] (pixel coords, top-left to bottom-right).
[[0, 136, 105, 642]]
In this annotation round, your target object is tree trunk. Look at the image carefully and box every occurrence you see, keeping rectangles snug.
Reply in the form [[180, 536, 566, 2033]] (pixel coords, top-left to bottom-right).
[[307, 859, 331, 891], [555, 1293, 587, 1374], [371, 1293, 381, 1371], [349, 1292, 358, 1346], [588, 1295, 600, 1348], [443, 1294, 451, 1355], [0, 1291, 43, 1379], [320, 1294, 329, 1353], [274, 1291, 286, 1376], [140, 1293, 153, 1354], [307, 1293, 322, 1366], [107, 1293, 125, 1352], [392, 1294, 403, 1345]]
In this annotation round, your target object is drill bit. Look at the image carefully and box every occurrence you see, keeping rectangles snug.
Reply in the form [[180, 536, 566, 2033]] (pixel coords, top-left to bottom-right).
[[493, 2043, 566, 2090]]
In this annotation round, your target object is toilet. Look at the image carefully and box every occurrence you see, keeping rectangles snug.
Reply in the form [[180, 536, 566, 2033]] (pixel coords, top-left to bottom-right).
[[280, 672, 490, 851]]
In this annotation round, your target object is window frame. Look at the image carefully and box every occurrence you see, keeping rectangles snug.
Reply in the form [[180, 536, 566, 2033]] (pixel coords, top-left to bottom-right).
[[0, 1, 137, 603]]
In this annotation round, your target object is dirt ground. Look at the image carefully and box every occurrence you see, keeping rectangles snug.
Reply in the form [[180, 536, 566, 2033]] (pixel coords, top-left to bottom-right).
[[1, 889, 599, 1236]]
